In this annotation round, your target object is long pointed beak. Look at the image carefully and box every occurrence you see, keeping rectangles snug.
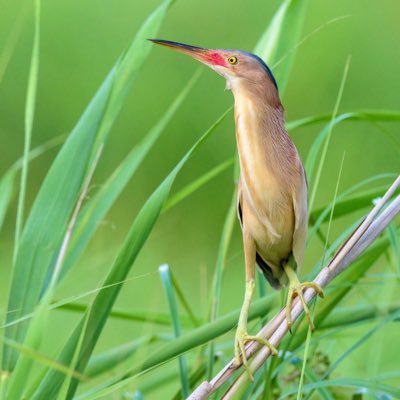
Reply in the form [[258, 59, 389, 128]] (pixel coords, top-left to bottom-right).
[[149, 39, 227, 68], [149, 39, 205, 56]]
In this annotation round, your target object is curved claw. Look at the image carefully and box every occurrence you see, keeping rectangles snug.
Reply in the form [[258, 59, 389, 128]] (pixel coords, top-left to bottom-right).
[[286, 280, 324, 331], [234, 329, 278, 381]]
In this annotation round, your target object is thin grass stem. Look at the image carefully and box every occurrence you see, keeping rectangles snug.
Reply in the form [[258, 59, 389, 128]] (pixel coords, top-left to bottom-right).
[[206, 188, 237, 379], [308, 56, 351, 212], [13, 0, 40, 263], [159, 264, 190, 398]]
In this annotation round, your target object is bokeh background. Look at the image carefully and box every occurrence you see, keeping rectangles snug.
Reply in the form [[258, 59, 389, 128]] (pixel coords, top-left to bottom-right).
[[0, 0, 399, 397]]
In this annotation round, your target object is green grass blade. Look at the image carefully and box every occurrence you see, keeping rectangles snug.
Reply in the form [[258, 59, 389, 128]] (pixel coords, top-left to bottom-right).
[[310, 181, 395, 223], [3, 0, 174, 372], [372, 121, 400, 153], [282, 378, 400, 398], [288, 109, 400, 194], [60, 302, 198, 327], [255, 0, 309, 93], [321, 153, 345, 263], [302, 365, 334, 400], [0, 170, 16, 232], [286, 109, 400, 132], [171, 360, 209, 400], [3, 64, 115, 372], [30, 109, 230, 399], [206, 189, 237, 379], [159, 265, 190, 398], [0, 2, 28, 85], [85, 337, 153, 378], [92, 0, 174, 147], [6, 299, 54, 399], [1, 273, 189, 330], [61, 70, 200, 276], [0, 135, 64, 232], [162, 157, 234, 212], [56, 309, 92, 400], [308, 174, 397, 246], [305, 115, 347, 185], [310, 217, 364, 278], [308, 57, 350, 211], [14, 0, 40, 261], [114, 364, 205, 399], [318, 304, 400, 330], [0, 373, 6, 400], [6, 146, 102, 400], [296, 320, 312, 400], [170, 271, 200, 327], [387, 223, 400, 272], [3, 0, 44, 372], [2, 338, 86, 383]]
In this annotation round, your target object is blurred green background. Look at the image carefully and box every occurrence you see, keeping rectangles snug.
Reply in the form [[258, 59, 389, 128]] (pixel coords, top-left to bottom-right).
[[1, 0, 399, 397]]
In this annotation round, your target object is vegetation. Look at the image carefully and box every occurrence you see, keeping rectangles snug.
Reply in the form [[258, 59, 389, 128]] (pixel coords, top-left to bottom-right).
[[0, 0, 399, 398]]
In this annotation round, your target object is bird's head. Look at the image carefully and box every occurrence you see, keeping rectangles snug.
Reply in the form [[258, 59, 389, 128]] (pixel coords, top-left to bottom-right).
[[149, 39, 278, 92]]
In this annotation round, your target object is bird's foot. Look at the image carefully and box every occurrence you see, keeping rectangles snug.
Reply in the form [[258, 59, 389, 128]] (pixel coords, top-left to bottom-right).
[[234, 279, 278, 381], [234, 327, 278, 381], [285, 277, 324, 332]]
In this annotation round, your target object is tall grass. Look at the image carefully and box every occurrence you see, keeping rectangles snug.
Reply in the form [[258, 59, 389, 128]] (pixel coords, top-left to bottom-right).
[[0, 0, 399, 399]]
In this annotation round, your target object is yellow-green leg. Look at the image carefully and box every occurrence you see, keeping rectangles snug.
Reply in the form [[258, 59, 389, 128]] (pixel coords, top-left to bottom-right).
[[234, 232, 278, 381], [283, 263, 324, 331]]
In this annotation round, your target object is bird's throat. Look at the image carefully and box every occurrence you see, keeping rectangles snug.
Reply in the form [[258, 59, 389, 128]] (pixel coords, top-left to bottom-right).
[[234, 95, 283, 179]]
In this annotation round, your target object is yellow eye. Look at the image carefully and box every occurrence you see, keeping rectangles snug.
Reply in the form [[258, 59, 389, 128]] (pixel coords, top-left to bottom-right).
[[227, 56, 238, 65]]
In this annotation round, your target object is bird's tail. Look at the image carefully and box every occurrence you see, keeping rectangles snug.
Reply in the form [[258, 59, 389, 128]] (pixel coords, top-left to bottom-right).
[[256, 252, 282, 289]]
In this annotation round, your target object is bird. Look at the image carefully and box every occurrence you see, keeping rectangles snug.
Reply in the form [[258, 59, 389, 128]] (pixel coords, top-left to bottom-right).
[[149, 39, 324, 379]]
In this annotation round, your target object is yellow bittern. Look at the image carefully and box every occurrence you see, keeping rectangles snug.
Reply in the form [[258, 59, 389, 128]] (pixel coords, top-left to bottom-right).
[[150, 39, 324, 377]]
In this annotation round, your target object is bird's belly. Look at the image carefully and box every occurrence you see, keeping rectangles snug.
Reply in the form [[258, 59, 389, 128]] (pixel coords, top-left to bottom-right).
[[240, 177, 294, 268]]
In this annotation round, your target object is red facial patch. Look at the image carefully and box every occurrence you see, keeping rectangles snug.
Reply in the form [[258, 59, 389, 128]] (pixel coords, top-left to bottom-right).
[[203, 52, 227, 67]]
